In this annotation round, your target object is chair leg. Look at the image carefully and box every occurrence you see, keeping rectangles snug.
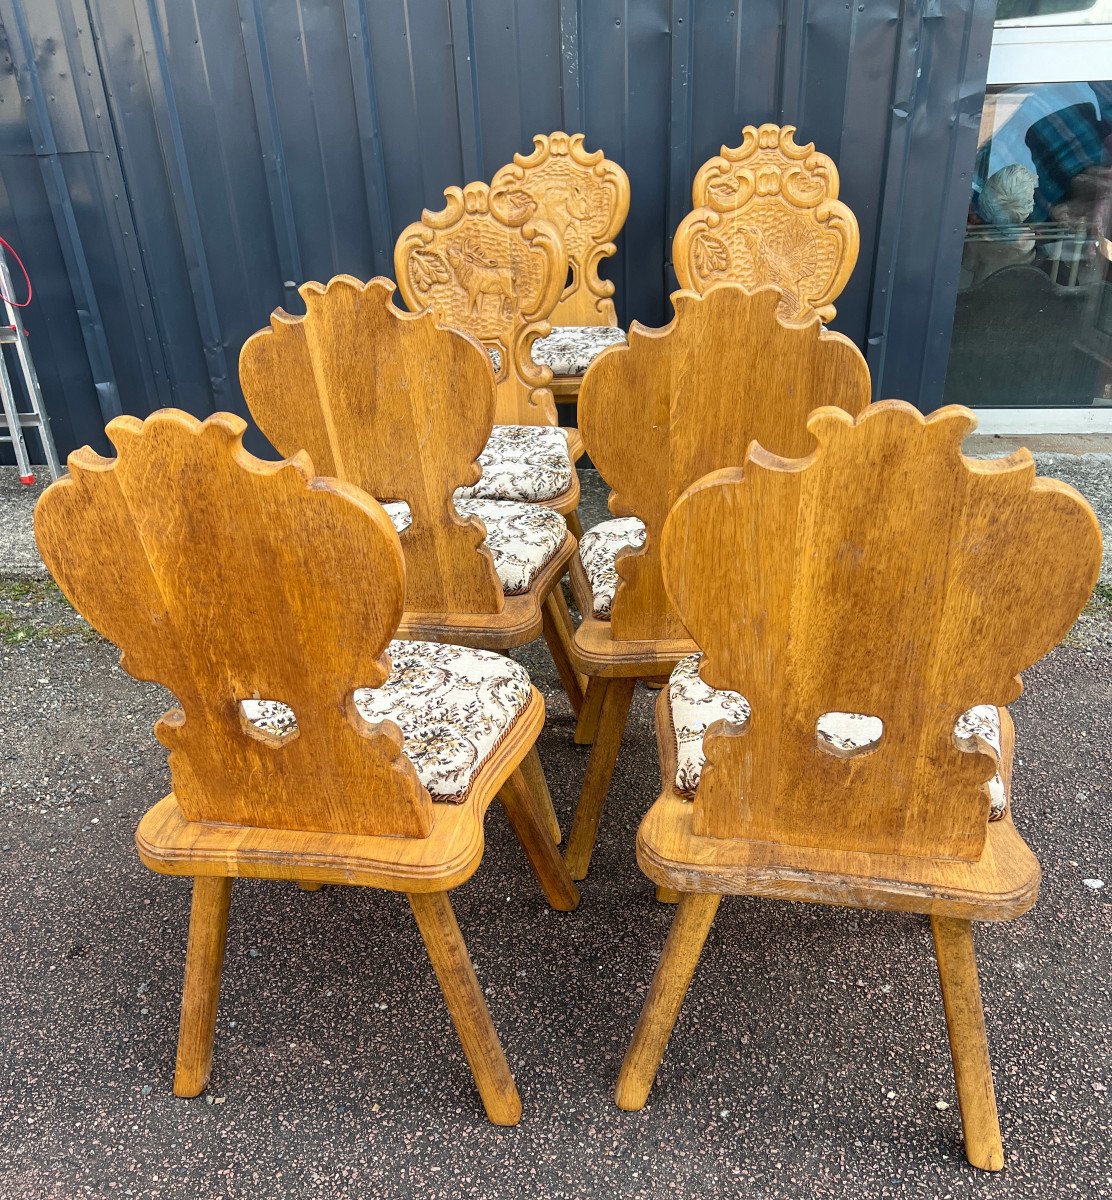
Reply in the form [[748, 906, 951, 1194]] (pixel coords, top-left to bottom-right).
[[498, 766, 580, 912], [566, 508, 584, 540], [574, 675, 606, 746], [174, 876, 233, 1098], [563, 676, 636, 881], [655, 886, 681, 904], [408, 891, 522, 1126], [297, 881, 324, 892], [615, 892, 721, 1111], [931, 916, 1005, 1171], [541, 588, 587, 717], [518, 744, 562, 844]]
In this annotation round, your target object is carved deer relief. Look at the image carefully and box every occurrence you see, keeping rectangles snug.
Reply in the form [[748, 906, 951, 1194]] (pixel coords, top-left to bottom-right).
[[395, 182, 567, 427]]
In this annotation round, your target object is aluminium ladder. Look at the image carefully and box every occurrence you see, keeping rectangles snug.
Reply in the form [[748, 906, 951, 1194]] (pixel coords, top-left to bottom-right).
[[0, 243, 60, 485]]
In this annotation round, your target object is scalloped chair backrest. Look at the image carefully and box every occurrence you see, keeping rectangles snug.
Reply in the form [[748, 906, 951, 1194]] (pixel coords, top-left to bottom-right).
[[33, 410, 433, 839], [577, 282, 872, 642], [674, 123, 859, 323], [661, 401, 1102, 860], [394, 182, 567, 428], [490, 131, 630, 327], [240, 275, 504, 617]]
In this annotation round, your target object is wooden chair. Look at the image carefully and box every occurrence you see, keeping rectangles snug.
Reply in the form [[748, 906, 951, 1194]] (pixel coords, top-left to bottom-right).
[[674, 123, 859, 322], [616, 400, 1102, 1169], [33, 408, 579, 1125], [395, 181, 586, 535], [563, 282, 872, 879], [490, 131, 630, 402], [240, 275, 589, 720]]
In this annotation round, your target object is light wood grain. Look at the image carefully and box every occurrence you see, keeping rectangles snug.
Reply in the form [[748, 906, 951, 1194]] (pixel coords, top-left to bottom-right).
[[242, 275, 504, 616], [676, 123, 859, 322], [173, 876, 232, 1098], [660, 401, 1102, 859], [578, 283, 871, 644], [35, 409, 429, 839], [932, 916, 1005, 1170], [409, 890, 522, 1125], [563, 676, 636, 881], [36, 409, 579, 1123], [498, 767, 580, 911], [491, 131, 629, 327], [395, 182, 566, 429], [562, 282, 871, 877], [619, 399, 1102, 1164], [614, 892, 720, 1111]]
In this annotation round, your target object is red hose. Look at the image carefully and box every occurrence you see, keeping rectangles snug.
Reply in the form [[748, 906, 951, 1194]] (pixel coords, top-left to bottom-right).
[[0, 236, 32, 308]]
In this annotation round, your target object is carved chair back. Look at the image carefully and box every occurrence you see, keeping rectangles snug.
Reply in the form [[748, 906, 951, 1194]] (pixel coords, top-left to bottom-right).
[[661, 401, 1102, 860], [34, 410, 434, 840], [577, 282, 872, 642], [394, 182, 566, 427], [240, 275, 504, 617], [674, 124, 859, 322], [490, 131, 629, 327]]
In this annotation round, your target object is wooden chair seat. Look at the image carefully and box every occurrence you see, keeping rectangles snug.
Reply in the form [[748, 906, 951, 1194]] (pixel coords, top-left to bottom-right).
[[139, 684, 547, 895], [383, 500, 568, 597], [665, 653, 1009, 818], [642, 684, 1036, 920], [531, 326, 627, 377], [457, 423, 580, 511]]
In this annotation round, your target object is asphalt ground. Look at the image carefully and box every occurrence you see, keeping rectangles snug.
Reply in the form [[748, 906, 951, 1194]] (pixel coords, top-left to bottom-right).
[[0, 462, 1109, 1199]]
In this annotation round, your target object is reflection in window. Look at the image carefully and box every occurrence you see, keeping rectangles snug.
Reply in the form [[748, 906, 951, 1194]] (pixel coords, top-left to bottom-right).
[[945, 82, 1112, 408]]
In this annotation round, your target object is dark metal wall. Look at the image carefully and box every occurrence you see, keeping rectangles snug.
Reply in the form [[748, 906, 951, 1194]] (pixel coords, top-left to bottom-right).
[[0, 0, 994, 461]]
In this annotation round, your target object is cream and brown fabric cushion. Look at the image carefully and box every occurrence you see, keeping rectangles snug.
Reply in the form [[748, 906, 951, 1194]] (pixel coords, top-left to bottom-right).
[[383, 498, 566, 595], [577, 516, 646, 618], [532, 326, 627, 376], [667, 654, 1008, 819], [241, 641, 532, 803], [455, 424, 574, 504]]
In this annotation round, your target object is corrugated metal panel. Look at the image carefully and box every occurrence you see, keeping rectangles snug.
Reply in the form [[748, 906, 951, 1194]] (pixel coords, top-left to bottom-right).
[[0, 0, 993, 461]]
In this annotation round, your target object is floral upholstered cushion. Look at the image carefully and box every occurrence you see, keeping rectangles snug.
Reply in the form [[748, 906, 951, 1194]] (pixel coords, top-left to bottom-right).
[[667, 654, 1008, 819], [532, 326, 627, 376], [241, 640, 532, 803], [577, 516, 646, 618], [456, 424, 574, 504], [382, 498, 566, 595]]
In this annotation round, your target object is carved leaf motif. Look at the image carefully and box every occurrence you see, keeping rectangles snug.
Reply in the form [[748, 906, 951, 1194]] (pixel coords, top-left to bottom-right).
[[409, 249, 450, 293], [707, 176, 742, 207], [498, 189, 537, 222], [693, 232, 730, 278]]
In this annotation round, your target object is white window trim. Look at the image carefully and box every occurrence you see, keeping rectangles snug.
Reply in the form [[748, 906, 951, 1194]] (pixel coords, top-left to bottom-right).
[[988, 23, 1112, 85], [971, 407, 1112, 435]]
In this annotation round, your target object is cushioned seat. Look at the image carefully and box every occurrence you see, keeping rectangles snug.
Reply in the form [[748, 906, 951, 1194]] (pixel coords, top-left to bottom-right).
[[532, 326, 628, 376], [666, 654, 1008, 818], [382, 498, 566, 595], [455, 424, 574, 504], [577, 516, 646, 618], [241, 640, 532, 803]]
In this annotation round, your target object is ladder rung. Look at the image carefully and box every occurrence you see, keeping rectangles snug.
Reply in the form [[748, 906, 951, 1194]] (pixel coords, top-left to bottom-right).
[[0, 329, 16, 344], [0, 411, 46, 428]]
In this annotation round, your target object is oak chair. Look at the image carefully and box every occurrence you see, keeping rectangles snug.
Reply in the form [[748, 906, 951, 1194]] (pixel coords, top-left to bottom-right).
[[616, 401, 1102, 1169], [674, 123, 859, 322], [395, 181, 586, 532], [563, 282, 872, 880], [34, 409, 580, 1125], [490, 131, 630, 400], [240, 275, 589, 720]]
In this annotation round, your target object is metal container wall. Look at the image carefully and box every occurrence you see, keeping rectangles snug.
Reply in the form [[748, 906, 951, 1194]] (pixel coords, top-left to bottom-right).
[[0, 0, 993, 459]]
